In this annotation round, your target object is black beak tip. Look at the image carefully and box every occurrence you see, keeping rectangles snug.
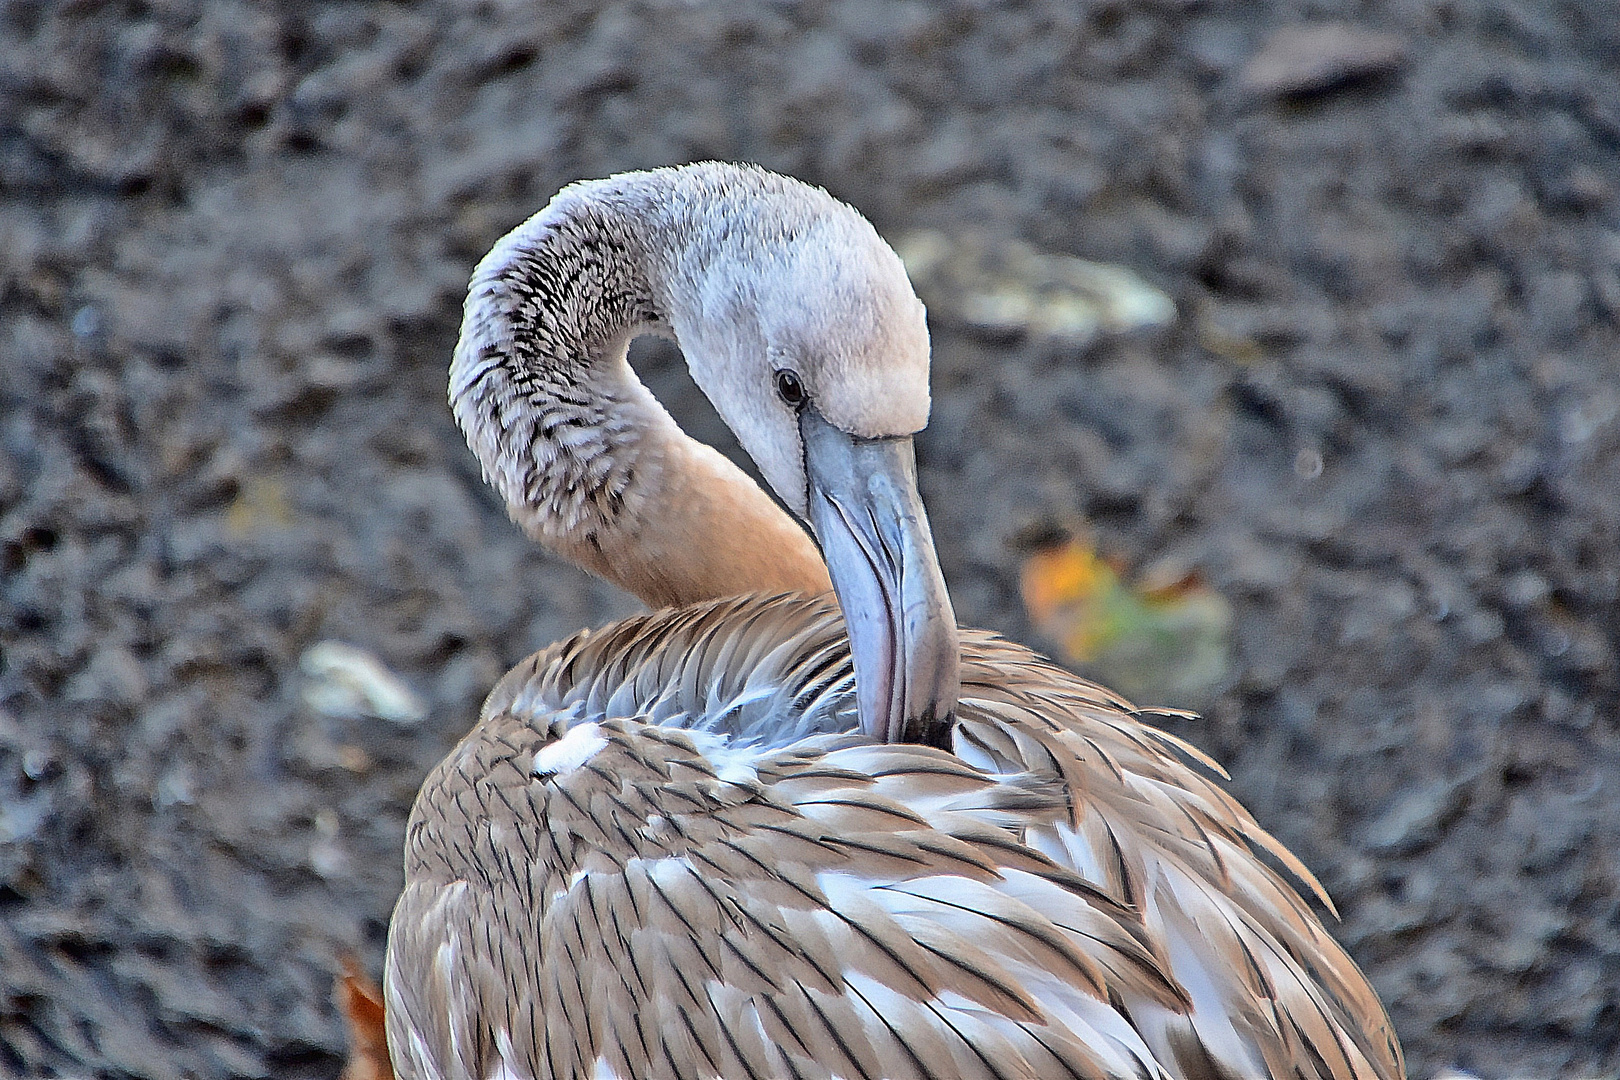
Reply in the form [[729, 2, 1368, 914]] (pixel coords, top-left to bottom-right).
[[905, 705, 955, 750]]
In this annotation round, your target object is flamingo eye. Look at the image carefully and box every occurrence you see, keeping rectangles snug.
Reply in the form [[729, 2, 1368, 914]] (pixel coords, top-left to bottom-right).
[[774, 369, 807, 409]]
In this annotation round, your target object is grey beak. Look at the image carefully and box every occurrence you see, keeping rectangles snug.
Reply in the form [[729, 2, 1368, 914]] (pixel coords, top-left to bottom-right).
[[800, 407, 960, 747]]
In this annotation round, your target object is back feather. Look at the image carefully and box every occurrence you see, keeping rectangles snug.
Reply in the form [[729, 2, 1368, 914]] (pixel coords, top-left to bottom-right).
[[386, 594, 1403, 1080]]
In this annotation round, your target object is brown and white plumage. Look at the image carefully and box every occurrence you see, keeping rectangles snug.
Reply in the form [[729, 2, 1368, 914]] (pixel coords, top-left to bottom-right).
[[385, 164, 1403, 1080]]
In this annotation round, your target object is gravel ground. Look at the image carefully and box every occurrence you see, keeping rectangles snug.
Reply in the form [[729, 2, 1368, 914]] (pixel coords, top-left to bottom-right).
[[3, 1, 1619, 1077]]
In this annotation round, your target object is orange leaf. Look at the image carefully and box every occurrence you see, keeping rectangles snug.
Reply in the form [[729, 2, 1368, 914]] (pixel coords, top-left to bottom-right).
[[337, 955, 394, 1080], [1019, 540, 1116, 621]]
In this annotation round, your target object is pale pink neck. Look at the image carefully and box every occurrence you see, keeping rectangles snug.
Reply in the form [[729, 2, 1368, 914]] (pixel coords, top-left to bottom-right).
[[566, 428, 832, 610], [448, 174, 832, 610]]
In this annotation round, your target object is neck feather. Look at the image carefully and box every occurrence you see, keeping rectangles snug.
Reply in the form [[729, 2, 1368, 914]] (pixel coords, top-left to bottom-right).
[[449, 176, 831, 610]]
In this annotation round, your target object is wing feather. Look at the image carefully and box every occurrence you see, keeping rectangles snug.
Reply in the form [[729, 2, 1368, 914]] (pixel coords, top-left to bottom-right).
[[387, 594, 1403, 1080]]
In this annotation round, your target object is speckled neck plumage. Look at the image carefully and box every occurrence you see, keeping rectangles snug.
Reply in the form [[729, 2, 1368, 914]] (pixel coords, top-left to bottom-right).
[[448, 169, 831, 608]]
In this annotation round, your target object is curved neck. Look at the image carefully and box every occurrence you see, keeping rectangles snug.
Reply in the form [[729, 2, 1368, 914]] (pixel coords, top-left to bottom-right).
[[449, 180, 831, 610]]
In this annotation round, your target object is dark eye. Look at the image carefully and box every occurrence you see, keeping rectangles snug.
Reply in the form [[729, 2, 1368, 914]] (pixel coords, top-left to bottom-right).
[[774, 369, 807, 409]]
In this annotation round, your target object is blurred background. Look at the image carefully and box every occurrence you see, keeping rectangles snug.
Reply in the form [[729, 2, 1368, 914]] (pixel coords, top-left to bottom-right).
[[3, 1, 1618, 1076]]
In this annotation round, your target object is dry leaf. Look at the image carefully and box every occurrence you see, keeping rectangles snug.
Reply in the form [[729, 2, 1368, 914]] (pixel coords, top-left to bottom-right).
[[1020, 537, 1231, 706], [337, 956, 394, 1080]]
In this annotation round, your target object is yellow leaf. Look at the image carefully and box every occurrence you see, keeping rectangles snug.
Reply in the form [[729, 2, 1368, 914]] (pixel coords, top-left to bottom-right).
[[1020, 537, 1233, 706], [1019, 539, 1123, 662]]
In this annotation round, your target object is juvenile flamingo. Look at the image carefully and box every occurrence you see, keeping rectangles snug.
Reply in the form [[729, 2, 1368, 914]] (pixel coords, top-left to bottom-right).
[[383, 162, 1403, 1080]]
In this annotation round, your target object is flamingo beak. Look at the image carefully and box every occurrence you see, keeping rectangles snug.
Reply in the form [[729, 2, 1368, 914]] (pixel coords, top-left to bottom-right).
[[800, 407, 960, 748]]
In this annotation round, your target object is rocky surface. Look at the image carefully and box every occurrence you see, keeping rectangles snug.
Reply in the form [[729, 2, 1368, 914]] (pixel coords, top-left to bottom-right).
[[2, 1, 1618, 1076]]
